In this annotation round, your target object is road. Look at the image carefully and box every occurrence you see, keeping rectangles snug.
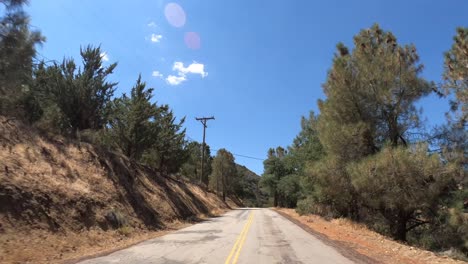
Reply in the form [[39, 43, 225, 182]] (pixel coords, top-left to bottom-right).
[[78, 208, 356, 264]]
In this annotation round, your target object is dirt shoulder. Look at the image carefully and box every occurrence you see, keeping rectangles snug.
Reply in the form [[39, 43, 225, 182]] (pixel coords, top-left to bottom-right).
[[1, 225, 181, 264], [275, 208, 465, 264], [1, 209, 229, 264]]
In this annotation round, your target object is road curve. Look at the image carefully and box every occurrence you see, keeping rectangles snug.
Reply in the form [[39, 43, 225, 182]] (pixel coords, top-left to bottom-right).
[[78, 208, 355, 264]]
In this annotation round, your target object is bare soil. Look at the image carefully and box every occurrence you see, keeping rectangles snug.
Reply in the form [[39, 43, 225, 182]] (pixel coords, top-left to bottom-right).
[[276, 208, 465, 264]]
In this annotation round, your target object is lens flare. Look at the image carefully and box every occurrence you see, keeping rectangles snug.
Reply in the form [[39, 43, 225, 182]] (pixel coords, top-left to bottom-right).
[[185, 32, 201, 50], [164, 3, 186, 28]]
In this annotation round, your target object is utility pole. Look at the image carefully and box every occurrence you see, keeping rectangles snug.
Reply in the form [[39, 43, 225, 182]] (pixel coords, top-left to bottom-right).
[[195, 116, 215, 185]]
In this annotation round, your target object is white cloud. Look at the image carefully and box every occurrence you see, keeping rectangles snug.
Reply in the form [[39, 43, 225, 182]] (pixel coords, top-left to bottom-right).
[[152, 71, 163, 78], [166, 75, 187, 86], [100, 52, 109, 62], [164, 61, 208, 86], [147, 21, 157, 27], [172, 61, 208, 78], [150, 34, 163, 43]]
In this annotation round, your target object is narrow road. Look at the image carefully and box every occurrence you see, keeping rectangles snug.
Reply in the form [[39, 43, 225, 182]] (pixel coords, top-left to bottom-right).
[[78, 208, 356, 264]]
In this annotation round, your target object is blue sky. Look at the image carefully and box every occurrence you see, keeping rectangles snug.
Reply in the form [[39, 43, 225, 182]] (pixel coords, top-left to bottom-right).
[[27, 0, 467, 175]]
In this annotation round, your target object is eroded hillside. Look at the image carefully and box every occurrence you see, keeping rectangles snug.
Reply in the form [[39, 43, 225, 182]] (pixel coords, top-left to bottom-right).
[[0, 116, 236, 263]]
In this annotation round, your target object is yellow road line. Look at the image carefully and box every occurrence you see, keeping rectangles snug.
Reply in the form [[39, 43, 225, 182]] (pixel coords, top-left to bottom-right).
[[224, 212, 253, 264], [224, 211, 254, 264], [232, 212, 254, 264]]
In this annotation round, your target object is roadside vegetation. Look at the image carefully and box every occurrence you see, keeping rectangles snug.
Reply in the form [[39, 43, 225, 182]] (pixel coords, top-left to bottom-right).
[[1, 0, 466, 261], [0, 2, 266, 262], [260, 25, 467, 258], [0, 0, 264, 205]]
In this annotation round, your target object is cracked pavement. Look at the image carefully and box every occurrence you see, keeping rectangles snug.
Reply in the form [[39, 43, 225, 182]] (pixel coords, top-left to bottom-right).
[[78, 208, 354, 264]]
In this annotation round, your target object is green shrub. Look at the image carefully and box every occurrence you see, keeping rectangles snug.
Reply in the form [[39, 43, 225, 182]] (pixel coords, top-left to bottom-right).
[[117, 226, 133, 237], [34, 104, 71, 134], [296, 196, 315, 215]]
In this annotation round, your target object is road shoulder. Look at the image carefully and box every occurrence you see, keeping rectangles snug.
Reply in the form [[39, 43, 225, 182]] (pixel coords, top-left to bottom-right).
[[274, 208, 378, 264], [274, 208, 464, 264]]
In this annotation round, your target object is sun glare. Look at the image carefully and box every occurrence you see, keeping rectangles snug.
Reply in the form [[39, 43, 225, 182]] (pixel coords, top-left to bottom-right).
[[164, 2, 186, 28]]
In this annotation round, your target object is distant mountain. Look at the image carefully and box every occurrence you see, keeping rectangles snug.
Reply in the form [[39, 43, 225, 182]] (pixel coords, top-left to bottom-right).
[[235, 164, 269, 207]]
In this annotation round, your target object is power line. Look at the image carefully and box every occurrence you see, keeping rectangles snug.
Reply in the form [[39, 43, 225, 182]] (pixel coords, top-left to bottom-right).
[[211, 149, 264, 161], [186, 137, 264, 161], [34, 52, 59, 66], [231, 153, 264, 161]]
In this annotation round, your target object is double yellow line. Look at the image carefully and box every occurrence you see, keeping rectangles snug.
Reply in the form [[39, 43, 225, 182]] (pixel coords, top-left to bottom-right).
[[224, 211, 255, 264]]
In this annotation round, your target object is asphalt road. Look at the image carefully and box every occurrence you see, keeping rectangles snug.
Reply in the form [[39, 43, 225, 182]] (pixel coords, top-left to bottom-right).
[[78, 208, 355, 264]]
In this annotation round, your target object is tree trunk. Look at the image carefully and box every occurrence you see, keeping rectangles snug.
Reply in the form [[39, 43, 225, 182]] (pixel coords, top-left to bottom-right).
[[216, 174, 220, 196], [273, 191, 278, 207], [349, 194, 360, 221], [393, 211, 408, 241], [222, 173, 226, 202], [394, 220, 407, 241], [389, 115, 400, 147], [202, 168, 208, 186]]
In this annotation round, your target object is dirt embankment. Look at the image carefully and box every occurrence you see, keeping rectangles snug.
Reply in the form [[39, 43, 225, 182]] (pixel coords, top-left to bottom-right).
[[0, 116, 237, 264], [276, 208, 465, 264]]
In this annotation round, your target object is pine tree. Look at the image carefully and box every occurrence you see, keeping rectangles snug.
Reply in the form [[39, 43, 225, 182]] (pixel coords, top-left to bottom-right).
[[435, 27, 468, 254], [440, 27, 467, 181], [76, 46, 117, 130], [33, 45, 117, 133], [276, 174, 301, 208], [287, 111, 324, 175], [0, 0, 44, 119], [180, 141, 212, 183], [443, 27, 467, 125], [319, 24, 431, 156], [142, 106, 187, 173], [209, 149, 237, 201], [260, 147, 291, 207], [311, 24, 433, 220], [347, 145, 454, 241], [107, 75, 158, 160]]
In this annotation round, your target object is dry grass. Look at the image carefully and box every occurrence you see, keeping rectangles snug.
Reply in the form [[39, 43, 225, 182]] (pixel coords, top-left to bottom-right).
[[0, 222, 189, 264], [276, 208, 465, 264], [0, 116, 236, 264]]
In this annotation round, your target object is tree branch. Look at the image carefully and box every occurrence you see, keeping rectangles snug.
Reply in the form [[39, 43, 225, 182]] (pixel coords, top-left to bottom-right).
[[406, 220, 430, 232]]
